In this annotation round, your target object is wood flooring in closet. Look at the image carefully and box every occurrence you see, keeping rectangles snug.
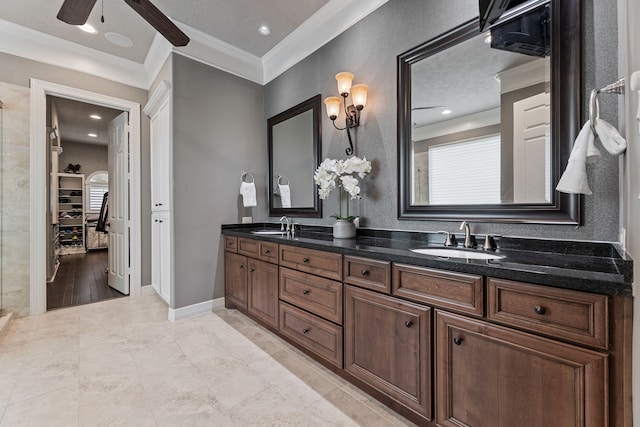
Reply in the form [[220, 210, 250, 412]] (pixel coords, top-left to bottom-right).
[[47, 250, 125, 310]]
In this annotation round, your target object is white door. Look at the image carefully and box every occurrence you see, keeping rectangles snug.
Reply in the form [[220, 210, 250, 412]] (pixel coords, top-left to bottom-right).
[[108, 112, 130, 294], [513, 92, 551, 203]]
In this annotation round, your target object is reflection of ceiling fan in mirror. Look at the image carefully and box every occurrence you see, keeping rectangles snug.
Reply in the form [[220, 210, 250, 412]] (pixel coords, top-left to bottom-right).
[[57, 0, 190, 47]]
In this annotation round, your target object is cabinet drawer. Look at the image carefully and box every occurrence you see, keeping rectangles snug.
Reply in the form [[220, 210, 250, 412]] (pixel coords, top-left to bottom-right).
[[392, 264, 484, 317], [279, 245, 342, 281], [279, 302, 343, 368], [279, 268, 342, 324], [238, 237, 279, 264], [344, 256, 391, 293], [487, 278, 608, 349], [223, 236, 237, 253], [258, 241, 279, 264], [237, 237, 260, 258]]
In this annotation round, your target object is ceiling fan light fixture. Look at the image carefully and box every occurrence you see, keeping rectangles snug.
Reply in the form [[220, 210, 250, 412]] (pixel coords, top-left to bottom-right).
[[78, 23, 98, 34]]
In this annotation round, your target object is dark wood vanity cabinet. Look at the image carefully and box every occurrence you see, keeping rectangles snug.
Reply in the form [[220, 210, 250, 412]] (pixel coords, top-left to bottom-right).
[[247, 258, 279, 329], [224, 251, 247, 310], [344, 285, 432, 420], [224, 237, 279, 328], [224, 235, 630, 427], [435, 310, 608, 427]]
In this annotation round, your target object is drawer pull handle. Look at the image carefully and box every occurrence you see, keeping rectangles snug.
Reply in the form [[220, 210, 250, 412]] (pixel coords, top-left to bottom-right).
[[453, 337, 463, 346], [264, 249, 270, 254], [534, 306, 546, 315], [249, 268, 255, 272], [239, 265, 244, 269], [302, 289, 310, 295], [303, 257, 310, 263], [302, 328, 310, 334], [361, 270, 369, 276], [227, 242, 232, 246], [404, 321, 413, 328]]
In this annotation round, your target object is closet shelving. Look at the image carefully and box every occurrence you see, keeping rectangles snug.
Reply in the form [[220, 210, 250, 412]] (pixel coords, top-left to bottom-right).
[[57, 173, 86, 255]]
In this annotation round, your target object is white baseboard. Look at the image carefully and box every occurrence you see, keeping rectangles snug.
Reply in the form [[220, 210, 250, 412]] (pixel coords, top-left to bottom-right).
[[168, 297, 225, 322]]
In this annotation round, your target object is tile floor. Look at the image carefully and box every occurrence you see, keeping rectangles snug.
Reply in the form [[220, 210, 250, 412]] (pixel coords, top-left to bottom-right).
[[0, 291, 416, 426]]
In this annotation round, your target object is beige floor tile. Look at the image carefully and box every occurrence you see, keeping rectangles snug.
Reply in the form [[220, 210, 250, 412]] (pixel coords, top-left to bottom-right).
[[0, 294, 419, 427]]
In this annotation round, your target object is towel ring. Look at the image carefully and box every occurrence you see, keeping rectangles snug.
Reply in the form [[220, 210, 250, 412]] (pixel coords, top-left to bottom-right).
[[241, 170, 255, 183], [277, 175, 289, 185], [589, 89, 600, 136]]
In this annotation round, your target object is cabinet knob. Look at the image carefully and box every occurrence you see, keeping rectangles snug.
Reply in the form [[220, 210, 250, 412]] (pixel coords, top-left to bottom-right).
[[264, 249, 271, 254], [361, 269, 369, 276], [159, 220, 163, 223], [302, 257, 310, 263], [249, 268, 255, 272], [302, 289, 310, 295], [158, 203, 163, 206], [302, 328, 310, 334], [453, 337, 463, 345], [404, 321, 413, 328], [154, 219, 158, 222], [239, 264, 244, 269], [534, 306, 546, 315]]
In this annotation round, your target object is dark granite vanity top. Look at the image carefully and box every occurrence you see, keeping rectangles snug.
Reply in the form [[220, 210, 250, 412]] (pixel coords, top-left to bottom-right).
[[221, 223, 634, 297]]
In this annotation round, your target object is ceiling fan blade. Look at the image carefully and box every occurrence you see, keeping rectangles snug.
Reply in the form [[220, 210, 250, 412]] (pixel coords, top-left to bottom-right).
[[57, 0, 98, 25], [124, 0, 190, 47]]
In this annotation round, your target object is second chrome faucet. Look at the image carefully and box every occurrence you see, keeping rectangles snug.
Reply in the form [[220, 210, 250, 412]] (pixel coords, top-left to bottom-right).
[[459, 221, 473, 248]]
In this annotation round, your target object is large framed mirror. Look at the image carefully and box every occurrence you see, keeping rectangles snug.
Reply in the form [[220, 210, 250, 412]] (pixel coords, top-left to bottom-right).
[[398, 0, 580, 224], [268, 94, 322, 217]]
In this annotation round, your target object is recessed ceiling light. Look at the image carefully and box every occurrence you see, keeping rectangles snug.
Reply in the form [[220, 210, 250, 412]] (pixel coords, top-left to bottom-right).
[[441, 109, 452, 115], [88, 133, 98, 138], [90, 114, 102, 120], [258, 25, 271, 36], [78, 24, 98, 34], [105, 32, 134, 48]]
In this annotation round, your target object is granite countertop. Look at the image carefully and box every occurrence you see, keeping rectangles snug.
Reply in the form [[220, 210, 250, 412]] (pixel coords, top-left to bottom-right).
[[221, 223, 634, 297]]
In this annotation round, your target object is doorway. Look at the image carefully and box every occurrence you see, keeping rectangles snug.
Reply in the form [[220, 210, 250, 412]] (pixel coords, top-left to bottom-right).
[[30, 79, 142, 316], [46, 96, 127, 310]]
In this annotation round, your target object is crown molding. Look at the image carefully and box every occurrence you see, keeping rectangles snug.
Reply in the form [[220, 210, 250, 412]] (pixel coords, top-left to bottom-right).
[[262, 0, 390, 84], [0, 19, 148, 89], [1, 1, 389, 89], [172, 20, 263, 84]]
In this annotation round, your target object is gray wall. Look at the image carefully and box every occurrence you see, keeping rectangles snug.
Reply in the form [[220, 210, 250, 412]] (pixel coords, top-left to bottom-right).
[[172, 54, 265, 308], [264, 0, 621, 242], [58, 141, 108, 176]]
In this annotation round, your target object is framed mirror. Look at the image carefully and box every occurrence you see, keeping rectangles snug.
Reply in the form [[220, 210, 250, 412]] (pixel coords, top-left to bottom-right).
[[268, 94, 322, 217], [398, 0, 580, 224]]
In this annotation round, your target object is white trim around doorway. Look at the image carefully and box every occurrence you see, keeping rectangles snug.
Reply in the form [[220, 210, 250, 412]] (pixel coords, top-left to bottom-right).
[[29, 79, 142, 315]]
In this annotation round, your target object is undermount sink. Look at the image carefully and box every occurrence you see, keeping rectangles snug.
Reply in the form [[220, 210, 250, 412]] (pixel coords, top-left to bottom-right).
[[410, 248, 505, 260], [251, 230, 285, 235]]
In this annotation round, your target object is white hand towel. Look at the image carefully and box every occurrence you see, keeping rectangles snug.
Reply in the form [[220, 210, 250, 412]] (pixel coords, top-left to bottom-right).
[[240, 181, 257, 207], [556, 121, 595, 195], [278, 184, 291, 208], [595, 118, 627, 155]]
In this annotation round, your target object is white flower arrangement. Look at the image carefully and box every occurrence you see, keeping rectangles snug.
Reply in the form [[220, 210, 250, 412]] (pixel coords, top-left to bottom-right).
[[314, 156, 372, 221]]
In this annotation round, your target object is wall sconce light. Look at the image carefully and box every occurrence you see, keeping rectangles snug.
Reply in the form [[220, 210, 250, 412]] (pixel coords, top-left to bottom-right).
[[324, 72, 368, 155]]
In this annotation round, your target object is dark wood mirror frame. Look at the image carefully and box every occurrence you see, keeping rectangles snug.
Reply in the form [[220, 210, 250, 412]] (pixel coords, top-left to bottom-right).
[[397, 0, 581, 224], [268, 94, 322, 218]]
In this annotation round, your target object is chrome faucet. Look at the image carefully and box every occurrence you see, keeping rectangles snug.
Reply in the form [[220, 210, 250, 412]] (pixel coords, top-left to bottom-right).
[[279, 215, 291, 237], [459, 221, 473, 248]]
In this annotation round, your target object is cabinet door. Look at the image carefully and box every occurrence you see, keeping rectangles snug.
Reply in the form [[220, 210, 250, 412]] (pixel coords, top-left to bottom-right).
[[151, 212, 171, 303], [150, 97, 171, 212], [247, 258, 279, 329], [344, 285, 432, 420], [225, 252, 248, 310], [435, 310, 608, 427]]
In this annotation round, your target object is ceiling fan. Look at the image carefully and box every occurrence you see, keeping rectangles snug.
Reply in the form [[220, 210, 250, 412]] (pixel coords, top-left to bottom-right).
[[57, 0, 190, 47]]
